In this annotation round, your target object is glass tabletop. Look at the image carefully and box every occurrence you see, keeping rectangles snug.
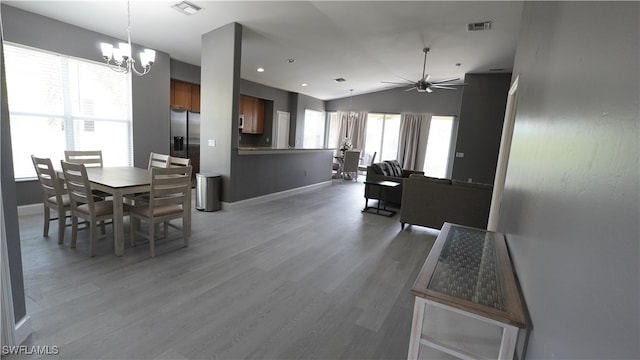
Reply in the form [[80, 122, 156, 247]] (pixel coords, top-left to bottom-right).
[[427, 225, 506, 311]]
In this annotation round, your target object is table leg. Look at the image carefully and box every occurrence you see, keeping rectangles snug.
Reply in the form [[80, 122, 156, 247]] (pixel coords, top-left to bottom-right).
[[498, 325, 518, 360], [112, 192, 124, 256], [407, 297, 426, 359]]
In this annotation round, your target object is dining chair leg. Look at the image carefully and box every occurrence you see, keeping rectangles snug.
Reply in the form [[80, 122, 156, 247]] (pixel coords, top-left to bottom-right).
[[57, 214, 66, 244], [70, 215, 78, 248], [43, 206, 50, 237], [89, 221, 97, 257], [183, 215, 190, 247], [149, 220, 156, 257], [130, 217, 139, 246]]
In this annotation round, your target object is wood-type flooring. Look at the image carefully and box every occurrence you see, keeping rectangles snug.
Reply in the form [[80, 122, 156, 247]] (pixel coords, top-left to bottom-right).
[[10, 180, 437, 360]]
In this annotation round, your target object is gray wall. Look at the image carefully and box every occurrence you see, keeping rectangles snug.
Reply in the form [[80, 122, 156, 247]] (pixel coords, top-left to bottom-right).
[[452, 73, 511, 184], [499, 2, 639, 358], [1, 15, 27, 324], [170, 59, 200, 84], [2, 4, 171, 202], [325, 85, 463, 115]]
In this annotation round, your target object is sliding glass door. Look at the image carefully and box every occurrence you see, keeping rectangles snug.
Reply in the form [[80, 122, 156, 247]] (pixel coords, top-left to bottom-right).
[[423, 116, 457, 178]]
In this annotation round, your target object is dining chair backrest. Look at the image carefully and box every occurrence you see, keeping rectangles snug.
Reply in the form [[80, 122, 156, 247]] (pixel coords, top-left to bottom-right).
[[64, 150, 103, 168], [343, 150, 361, 172], [31, 155, 64, 205], [60, 161, 96, 210], [149, 165, 192, 210], [168, 156, 191, 168], [32, 155, 71, 243], [148, 152, 170, 170]]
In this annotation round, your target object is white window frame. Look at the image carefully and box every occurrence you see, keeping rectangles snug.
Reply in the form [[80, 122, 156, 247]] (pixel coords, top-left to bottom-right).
[[4, 42, 133, 180]]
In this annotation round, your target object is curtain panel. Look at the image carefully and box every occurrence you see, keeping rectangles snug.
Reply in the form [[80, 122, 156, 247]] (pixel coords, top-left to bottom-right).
[[337, 111, 368, 151], [397, 113, 429, 170]]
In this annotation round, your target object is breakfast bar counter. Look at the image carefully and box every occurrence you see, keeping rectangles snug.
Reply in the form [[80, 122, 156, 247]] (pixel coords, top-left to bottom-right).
[[237, 147, 334, 155]]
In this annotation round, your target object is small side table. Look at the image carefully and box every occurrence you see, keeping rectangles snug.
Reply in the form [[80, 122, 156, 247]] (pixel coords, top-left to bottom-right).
[[362, 180, 400, 217]]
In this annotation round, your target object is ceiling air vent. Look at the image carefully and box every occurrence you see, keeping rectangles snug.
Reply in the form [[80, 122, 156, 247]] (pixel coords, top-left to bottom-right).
[[172, 1, 202, 16], [467, 21, 492, 32]]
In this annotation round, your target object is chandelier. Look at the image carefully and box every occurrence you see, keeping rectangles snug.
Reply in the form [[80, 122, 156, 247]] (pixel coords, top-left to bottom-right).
[[100, 0, 155, 76]]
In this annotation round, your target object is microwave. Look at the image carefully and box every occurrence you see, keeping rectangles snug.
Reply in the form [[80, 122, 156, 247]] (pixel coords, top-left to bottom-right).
[[239, 114, 244, 129]]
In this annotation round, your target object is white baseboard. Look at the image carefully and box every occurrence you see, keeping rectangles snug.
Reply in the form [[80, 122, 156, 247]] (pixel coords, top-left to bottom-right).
[[221, 181, 332, 210], [17, 204, 42, 217], [14, 315, 32, 345]]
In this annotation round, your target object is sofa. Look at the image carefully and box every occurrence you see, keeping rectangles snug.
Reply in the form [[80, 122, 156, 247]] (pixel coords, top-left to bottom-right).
[[365, 160, 424, 205], [400, 174, 493, 230]]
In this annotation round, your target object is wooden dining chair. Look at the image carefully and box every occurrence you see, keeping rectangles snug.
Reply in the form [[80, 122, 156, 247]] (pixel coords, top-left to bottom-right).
[[168, 156, 191, 168], [61, 161, 126, 257], [64, 150, 104, 167], [342, 150, 361, 181], [64, 150, 111, 199], [130, 166, 192, 257], [31, 155, 71, 244], [148, 152, 170, 170], [358, 151, 377, 176], [125, 152, 171, 205]]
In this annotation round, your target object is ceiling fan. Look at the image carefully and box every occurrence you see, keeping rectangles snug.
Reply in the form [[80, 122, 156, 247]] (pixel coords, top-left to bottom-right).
[[383, 48, 464, 93]]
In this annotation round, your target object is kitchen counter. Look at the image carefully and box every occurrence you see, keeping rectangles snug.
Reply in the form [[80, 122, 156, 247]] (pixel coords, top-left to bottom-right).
[[237, 147, 335, 155]]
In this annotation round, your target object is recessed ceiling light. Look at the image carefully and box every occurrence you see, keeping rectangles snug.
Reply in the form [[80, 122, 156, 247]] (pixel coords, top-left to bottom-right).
[[257, 67, 265, 72], [301, 83, 308, 87], [334, 77, 346, 83], [171, 1, 202, 16], [455, 63, 462, 67], [287, 58, 295, 63]]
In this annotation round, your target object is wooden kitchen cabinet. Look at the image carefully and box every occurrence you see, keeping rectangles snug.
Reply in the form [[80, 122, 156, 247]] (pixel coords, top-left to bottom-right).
[[239, 95, 264, 134], [170, 79, 201, 112], [191, 85, 200, 112]]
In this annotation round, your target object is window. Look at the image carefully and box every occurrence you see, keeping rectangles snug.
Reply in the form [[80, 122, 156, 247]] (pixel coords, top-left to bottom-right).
[[364, 113, 400, 161], [325, 112, 339, 149], [4, 43, 133, 179], [423, 116, 457, 178], [302, 109, 325, 149]]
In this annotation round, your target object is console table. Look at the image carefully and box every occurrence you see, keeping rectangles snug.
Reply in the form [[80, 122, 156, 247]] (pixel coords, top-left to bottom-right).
[[408, 223, 527, 360]]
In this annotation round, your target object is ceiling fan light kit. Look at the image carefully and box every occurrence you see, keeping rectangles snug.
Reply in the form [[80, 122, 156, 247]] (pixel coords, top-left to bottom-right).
[[382, 47, 465, 94]]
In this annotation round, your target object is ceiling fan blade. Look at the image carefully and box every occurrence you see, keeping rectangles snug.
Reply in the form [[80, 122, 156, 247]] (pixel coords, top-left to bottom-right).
[[431, 85, 457, 90], [396, 75, 417, 83], [382, 81, 412, 85], [431, 77, 460, 84], [422, 74, 431, 82], [404, 86, 417, 92]]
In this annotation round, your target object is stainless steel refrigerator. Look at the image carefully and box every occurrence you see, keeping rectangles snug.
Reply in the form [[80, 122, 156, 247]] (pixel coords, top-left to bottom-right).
[[170, 109, 200, 179]]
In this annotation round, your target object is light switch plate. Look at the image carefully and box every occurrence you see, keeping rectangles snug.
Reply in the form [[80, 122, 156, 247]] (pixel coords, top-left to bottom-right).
[[455, 152, 465, 158], [208, 139, 216, 147]]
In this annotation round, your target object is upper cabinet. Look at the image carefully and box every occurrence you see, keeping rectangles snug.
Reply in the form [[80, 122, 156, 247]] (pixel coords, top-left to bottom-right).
[[170, 79, 200, 112], [239, 95, 265, 134]]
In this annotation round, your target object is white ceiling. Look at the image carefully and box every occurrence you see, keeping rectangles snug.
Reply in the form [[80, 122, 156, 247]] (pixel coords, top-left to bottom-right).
[[4, 1, 524, 100]]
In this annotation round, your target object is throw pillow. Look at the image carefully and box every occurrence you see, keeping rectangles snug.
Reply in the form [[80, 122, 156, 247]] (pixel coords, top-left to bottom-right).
[[384, 160, 402, 177]]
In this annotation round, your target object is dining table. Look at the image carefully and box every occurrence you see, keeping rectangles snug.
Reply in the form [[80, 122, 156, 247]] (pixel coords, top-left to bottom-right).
[[83, 167, 152, 256], [57, 166, 152, 256]]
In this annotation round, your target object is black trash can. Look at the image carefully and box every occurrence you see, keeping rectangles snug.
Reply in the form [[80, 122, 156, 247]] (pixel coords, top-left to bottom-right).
[[195, 173, 221, 211]]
